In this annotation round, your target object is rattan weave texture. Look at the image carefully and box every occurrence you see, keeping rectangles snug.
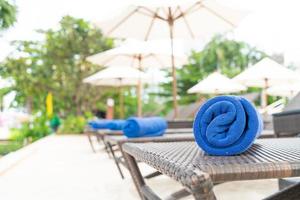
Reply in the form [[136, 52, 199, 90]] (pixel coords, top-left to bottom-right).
[[123, 138, 300, 184]]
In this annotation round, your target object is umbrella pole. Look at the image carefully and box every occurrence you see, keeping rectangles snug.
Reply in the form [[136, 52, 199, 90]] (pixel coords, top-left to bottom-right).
[[261, 78, 268, 109], [168, 8, 178, 119], [119, 86, 124, 119], [137, 56, 142, 117], [290, 90, 294, 98]]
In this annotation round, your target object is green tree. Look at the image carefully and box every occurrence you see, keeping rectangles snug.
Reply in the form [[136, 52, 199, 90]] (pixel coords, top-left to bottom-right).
[[161, 35, 266, 108], [0, 87, 11, 110], [0, 0, 17, 30], [0, 16, 113, 116]]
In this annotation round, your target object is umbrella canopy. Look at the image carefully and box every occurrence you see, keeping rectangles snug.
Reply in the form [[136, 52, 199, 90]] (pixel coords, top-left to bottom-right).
[[95, 0, 246, 118], [188, 72, 246, 94], [233, 58, 299, 88], [87, 39, 188, 116], [87, 39, 187, 68], [97, 0, 245, 40], [83, 66, 149, 118], [0, 77, 14, 89], [83, 66, 149, 86], [266, 83, 300, 98], [233, 58, 300, 108]]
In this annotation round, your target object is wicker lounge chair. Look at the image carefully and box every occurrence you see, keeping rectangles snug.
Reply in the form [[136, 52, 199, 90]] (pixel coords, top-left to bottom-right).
[[273, 110, 300, 189], [167, 120, 193, 129], [263, 181, 300, 200], [272, 92, 300, 137], [273, 109, 300, 137], [85, 127, 122, 153], [105, 129, 274, 180], [122, 138, 300, 200], [273, 110, 300, 190], [85, 120, 194, 153], [105, 133, 195, 179], [271, 93, 300, 189]]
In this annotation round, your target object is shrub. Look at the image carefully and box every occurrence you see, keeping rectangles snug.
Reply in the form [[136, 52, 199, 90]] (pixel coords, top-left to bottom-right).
[[9, 128, 26, 142], [0, 142, 23, 156], [58, 115, 86, 134], [16, 112, 52, 142]]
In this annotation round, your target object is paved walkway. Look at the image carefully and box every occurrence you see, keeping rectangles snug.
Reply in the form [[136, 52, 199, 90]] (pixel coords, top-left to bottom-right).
[[0, 135, 278, 200]]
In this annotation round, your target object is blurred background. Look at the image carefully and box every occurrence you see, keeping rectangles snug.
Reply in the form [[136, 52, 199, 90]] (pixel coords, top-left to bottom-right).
[[0, 0, 300, 155]]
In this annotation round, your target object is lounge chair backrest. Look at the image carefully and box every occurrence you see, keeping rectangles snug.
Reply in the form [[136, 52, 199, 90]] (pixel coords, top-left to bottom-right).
[[167, 120, 193, 129], [283, 92, 300, 112], [272, 92, 300, 137], [272, 110, 300, 137]]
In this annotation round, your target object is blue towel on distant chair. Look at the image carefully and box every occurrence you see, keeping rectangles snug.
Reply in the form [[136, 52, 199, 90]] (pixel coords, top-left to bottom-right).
[[88, 120, 110, 129], [107, 120, 126, 130], [193, 95, 263, 156], [123, 117, 168, 138]]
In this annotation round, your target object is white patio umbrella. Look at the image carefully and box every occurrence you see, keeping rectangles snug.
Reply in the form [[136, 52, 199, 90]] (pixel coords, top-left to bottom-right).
[[0, 77, 14, 89], [233, 58, 300, 107], [83, 66, 149, 118], [96, 0, 246, 118], [87, 39, 188, 116], [266, 83, 300, 99], [87, 39, 187, 68], [0, 78, 14, 111], [188, 72, 246, 94]]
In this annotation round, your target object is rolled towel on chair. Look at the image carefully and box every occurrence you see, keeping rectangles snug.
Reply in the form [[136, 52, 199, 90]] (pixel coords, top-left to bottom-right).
[[123, 117, 168, 138], [193, 95, 263, 156], [88, 120, 110, 129], [107, 120, 126, 130]]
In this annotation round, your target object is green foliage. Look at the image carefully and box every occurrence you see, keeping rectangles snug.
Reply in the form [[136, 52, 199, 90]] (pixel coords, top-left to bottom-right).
[[144, 98, 166, 116], [83, 111, 94, 119], [0, 87, 11, 110], [4, 113, 51, 155], [0, 142, 23, 156], [0, 16, 113, 115], [123, 89, 137, 118], [113, 88, 164, 118], [16, 113, 52, 142], [0, 16, 269, 125], [9, 128, 26, 142], [0, 0, 17, 31], [161, 35, 267, 109], [58, 115, 86, 134]]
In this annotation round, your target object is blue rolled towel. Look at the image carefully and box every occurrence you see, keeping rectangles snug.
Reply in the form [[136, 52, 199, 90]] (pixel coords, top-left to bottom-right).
[[107, 120, 126, 130], [123, 117, 168, 138], [193, 95, 263, 156], [88, 120, 110, 129]]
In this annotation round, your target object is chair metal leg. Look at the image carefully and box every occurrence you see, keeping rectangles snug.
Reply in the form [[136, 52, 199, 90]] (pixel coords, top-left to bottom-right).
[[86, 131, 96, 153], [99, 135, 112, 158], [140, 185, 161, 200], [123, 151, 157, 200], [166, 188, 191, 200], [264, 182, 300, 200], [188, 173, 216, 200], [123, 150, 216, 200], [144, 171, 162, 179], [118, 144, 163, 182], [107, 141, 125, 179]]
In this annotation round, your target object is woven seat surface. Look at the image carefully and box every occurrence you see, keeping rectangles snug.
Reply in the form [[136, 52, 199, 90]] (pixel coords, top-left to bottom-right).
[[105, 133, 195, 145], [97, 130, 123, 135], [123, 138, 300, 183], [106, 130, 273, 144]]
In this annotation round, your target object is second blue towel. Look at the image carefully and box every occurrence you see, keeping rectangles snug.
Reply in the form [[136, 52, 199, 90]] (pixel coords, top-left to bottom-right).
[[88, 120, 110, 129], [193, 95, 263, 156], [107, 120, 126, 130], [123, 117, 168, 138]]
